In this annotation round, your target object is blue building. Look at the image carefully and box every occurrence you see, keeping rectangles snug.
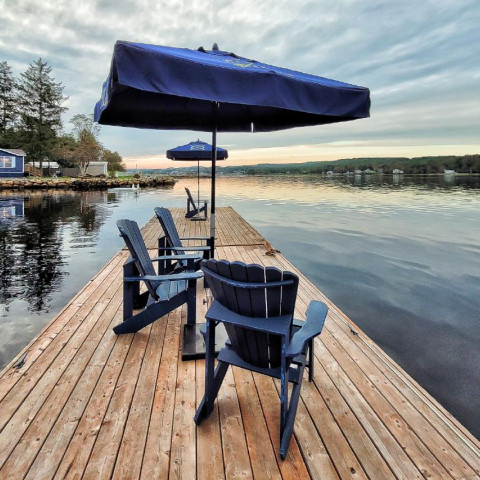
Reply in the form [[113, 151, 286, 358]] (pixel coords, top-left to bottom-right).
[[0, 148, 26, 178]]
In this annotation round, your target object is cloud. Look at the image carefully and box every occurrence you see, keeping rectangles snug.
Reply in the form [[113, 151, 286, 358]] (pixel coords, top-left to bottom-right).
[[0, 0, 479, 164]]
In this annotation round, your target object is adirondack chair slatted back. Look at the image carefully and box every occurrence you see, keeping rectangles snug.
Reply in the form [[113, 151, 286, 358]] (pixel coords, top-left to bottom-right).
[[117, 219, 161, 297], [202, 259, 299, 368], [185, 187, 196, 207], [154, 207, 182, 250]]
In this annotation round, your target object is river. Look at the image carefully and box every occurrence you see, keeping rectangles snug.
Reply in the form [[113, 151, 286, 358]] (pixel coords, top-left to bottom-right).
[[1, 174, 479, 438]]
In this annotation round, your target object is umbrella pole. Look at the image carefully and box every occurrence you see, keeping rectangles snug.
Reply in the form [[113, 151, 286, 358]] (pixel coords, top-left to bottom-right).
[[210, 102, 219, 258], [197, 159, 200, 217]]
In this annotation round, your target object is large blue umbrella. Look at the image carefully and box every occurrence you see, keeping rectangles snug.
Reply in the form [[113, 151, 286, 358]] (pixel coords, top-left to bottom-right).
[[95, 41, 370, 255], [166, 140, 228, 220]]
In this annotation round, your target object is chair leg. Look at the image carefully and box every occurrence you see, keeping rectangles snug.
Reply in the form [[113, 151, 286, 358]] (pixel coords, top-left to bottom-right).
[[279, 351, 308, 460], [280, 354, 289, 438], [123, 261, 139, 320], [280, 379, 303, 460], [123, 281, 135, 321], [308, 338, 314, 382], [195, 320, 229, 424]]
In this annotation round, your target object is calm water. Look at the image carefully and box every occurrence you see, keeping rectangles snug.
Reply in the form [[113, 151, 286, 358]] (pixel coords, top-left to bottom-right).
[[1, 175, 479, 438]]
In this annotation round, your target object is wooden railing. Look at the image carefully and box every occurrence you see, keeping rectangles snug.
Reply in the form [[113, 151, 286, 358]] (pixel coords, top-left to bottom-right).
[[24, 164, 42, 177]]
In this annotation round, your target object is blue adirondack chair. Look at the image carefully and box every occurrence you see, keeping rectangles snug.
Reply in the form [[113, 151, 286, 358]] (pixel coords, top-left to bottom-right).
[[155, 207, 212, 266], [155, 207, 222, 358], [195, 259, 328, 460], [114, 219, 203, 335], [185, 187, 208, 219]]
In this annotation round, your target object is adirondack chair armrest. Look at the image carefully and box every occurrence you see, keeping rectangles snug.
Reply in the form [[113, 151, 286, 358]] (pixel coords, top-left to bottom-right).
[[124, 271, 203, 283], [286, 301, 328, 358], [160, 246, 211, 252], [206, 300, 291, 336], [151, 253, 202, 262]]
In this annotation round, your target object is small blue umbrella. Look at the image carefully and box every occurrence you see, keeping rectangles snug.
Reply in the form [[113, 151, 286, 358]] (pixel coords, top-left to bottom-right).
[[166, 140, 228, 219], [95, 41, 370, 255], [166, 140, 228, 161]]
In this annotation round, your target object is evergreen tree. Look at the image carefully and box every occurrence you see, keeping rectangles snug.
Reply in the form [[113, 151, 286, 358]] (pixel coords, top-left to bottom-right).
[[0, 60, 18, 146], [17, 58, 68, 167]]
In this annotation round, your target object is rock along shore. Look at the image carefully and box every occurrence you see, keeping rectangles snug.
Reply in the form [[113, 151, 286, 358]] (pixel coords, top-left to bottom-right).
[[0, 176, 176, 191]]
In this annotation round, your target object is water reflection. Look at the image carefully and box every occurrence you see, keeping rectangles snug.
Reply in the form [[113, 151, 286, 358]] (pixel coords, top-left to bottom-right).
[[0, 191, 111, 312], [0, 191, 113, 368], [0, 198, 24, 221], [0, 176, 479, 439]]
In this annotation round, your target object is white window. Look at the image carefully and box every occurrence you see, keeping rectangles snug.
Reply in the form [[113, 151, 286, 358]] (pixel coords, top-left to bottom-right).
[[0, 156, 15, 168]]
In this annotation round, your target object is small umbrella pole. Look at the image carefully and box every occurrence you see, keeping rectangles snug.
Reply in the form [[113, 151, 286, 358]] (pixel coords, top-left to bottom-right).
[[210, 102, 219, 258]]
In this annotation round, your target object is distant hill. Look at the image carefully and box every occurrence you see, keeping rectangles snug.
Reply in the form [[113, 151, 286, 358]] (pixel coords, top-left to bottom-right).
[[134, 154, 480, 176]]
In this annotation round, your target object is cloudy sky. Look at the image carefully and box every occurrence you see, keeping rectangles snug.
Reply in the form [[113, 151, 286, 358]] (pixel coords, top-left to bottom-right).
[[1, 0, 479, 168]]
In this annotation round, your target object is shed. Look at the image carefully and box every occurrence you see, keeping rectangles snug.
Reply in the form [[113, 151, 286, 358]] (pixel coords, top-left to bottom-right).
[[0, 148, 26, 178], [60, 161, 108, 177]]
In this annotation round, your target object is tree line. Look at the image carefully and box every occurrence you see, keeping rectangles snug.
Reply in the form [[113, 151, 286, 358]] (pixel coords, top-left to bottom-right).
[[237, 155, 480, 176], [0, 59, 125, 175]]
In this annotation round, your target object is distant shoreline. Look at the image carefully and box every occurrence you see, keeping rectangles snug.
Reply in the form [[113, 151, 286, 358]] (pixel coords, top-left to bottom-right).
[[145, 172, 480, 180], [137, 154, 480, 177]]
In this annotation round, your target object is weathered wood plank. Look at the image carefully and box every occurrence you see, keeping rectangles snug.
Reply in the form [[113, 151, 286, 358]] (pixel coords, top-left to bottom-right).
[[50, 330, 135, 479], [317, 328, 458, 479], [289, 396, 340, 480], [311, 350, 418, 480], [139, 310, 182, 480], [218, 367, 254, 479], [196, 358, 225, 480], [111, 315, 168, 480], [169, 320, 197, 479], [80, 325, 152, 480], [232, 367, 282, 480]]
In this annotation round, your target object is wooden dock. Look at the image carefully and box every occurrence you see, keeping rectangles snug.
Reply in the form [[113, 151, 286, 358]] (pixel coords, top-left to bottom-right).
[[1, 207, 479, 479]]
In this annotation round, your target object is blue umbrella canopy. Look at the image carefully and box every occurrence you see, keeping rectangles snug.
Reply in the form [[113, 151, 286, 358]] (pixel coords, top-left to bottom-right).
[[94, 41, 370, 256], [166, 140, 228, 161], [94, 41, 370, 132]]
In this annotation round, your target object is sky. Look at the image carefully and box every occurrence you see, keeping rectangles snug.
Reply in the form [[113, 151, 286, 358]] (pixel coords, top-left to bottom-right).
[[1, 0, 479, 169]]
